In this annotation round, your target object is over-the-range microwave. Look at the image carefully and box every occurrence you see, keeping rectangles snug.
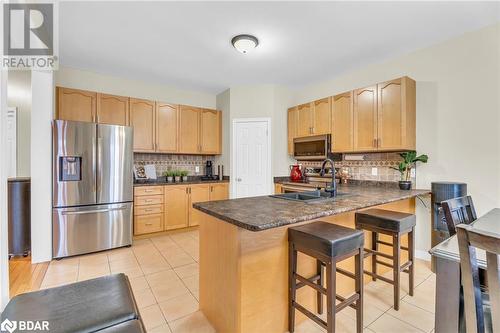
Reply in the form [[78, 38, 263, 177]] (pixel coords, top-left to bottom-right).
[[293, 134, 331, 160]]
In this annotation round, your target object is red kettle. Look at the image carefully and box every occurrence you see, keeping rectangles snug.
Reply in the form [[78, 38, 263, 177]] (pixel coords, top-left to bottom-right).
[[290, 164, 303, 182]]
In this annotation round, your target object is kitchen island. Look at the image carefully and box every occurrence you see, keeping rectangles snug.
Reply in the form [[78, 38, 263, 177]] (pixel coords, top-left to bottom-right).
[[193, 184, 429, 333]]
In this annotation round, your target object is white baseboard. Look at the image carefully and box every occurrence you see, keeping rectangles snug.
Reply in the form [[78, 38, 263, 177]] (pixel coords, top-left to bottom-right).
[[415, 250, 431, 261]]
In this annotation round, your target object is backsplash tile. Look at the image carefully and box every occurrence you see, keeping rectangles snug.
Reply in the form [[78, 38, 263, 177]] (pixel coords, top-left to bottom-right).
[[134, 153, 215, 176], [300, 152, 416, 182]]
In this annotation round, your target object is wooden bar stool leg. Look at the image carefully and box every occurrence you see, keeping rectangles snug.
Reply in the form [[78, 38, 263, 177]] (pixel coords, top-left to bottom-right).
[[317, 259, 323, 315], [393, 233, 401, 310], [371, 231, 378, 281], [355, 248, 364, 333], [326, 260, 336, 333], [289, 243, 297, 333], [408, 228, 415, 296]]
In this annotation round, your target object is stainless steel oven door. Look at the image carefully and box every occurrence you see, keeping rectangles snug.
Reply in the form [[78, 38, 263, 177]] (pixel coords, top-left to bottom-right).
[[293, 134, 331, 160], [52, 203, 132, 258]]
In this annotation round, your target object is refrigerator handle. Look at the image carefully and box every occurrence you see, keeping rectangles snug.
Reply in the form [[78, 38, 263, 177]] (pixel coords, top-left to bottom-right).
[[96, 136, 102, 196], [92, 136, 97, 193], [61, 206, 127, 215]]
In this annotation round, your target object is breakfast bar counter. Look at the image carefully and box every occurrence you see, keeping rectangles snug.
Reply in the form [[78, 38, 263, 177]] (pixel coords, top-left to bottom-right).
[[193, 184, 429, 333]]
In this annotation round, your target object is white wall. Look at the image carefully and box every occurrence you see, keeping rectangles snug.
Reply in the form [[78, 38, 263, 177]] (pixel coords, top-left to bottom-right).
[[55, 66, 216, 108], [31, 71, 54, 263], [292, 23, 500, 253], [7, 70, 31, 177]]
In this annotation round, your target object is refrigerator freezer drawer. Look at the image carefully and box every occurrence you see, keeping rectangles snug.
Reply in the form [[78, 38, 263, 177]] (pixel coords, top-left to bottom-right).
[[53, 203, 133, 258]]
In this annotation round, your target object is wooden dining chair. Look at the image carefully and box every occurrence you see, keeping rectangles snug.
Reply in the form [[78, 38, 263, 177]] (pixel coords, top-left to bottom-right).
[[457, 224, 500, 333], [441, 196, 477, 236]]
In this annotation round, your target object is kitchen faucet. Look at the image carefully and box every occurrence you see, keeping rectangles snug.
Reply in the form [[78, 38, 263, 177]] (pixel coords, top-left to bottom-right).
[[320, 158, 337, 197]]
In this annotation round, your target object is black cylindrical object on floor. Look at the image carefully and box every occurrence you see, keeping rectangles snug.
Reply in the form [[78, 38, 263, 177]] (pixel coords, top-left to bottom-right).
[[8, 177, 31, 257], [431, 181, 467, 270]]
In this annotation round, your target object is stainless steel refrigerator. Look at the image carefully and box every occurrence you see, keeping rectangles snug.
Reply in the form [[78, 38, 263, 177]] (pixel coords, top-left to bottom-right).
[[52, 120, 133, 258]]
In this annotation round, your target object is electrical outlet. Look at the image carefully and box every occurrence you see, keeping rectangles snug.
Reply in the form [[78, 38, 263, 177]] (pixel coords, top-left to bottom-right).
[[195, 166, 200, 173], [371, 167, 378, 176]]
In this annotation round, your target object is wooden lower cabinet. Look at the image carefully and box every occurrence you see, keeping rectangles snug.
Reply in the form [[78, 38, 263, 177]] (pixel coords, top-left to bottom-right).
[[209, 183, 229, 201], [189, 185, 211, 226], [134, 183, 229, 235], [164, 186, 189, 230]]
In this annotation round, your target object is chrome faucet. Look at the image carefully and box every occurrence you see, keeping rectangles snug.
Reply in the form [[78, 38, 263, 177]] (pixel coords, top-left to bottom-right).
[[320, 158, 337, 197]]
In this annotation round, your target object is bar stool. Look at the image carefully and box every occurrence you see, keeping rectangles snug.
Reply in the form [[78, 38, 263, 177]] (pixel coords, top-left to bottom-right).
[[355, 209, 416, 311], [288, 221, 364, 333]]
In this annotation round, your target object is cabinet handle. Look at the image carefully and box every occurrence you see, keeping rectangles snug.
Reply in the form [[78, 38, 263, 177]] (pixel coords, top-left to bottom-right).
[[145, 199, 153, 203], [144, 209, 153, 212], [145, 223, 153, 226], [373, 139, 376, 148], [377, 138, 381, 147], [186, 188, 188, 194], [144, 189, 154, 193]]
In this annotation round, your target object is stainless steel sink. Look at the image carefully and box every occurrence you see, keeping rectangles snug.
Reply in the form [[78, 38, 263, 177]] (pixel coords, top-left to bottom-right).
[[269, 190, 349, 202]]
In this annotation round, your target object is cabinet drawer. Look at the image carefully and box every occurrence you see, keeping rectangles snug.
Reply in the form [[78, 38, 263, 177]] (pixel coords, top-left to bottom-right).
[[135, 195, 163, 206], [134, 204, 163, 215], [134, 214, 163, 235], [134, 186, 163, 196]]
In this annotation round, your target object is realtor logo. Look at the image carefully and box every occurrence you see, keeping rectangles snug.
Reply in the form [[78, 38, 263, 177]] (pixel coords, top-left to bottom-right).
[[0, 319, 17, 333], [2, 2, 58, 70]]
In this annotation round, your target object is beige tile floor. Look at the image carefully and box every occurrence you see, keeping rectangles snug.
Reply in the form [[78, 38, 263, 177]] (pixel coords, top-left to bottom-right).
[[39, 229, 436, 333]]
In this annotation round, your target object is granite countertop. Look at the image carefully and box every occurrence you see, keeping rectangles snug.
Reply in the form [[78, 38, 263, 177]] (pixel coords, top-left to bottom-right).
[[193, 184, 430, 231], [134, 176, 229, 187]]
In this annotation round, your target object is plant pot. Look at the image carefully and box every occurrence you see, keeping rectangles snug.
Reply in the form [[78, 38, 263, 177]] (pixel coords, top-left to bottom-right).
[[182, 176, 188, 182], [174, 176, 181, 182], [167, 176, 173, 183], [399, 181, 412, 190]]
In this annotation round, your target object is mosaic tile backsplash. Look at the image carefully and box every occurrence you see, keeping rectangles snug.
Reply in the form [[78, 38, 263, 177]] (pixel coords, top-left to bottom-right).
[[300, 152, 416, 182], [134, 153, 216, 176]]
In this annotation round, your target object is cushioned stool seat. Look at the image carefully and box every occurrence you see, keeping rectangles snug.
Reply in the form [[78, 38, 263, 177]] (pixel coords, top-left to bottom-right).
[[355, 208, 416, 232], [1, 274, 144, 333], [288, 221, 364, 258]]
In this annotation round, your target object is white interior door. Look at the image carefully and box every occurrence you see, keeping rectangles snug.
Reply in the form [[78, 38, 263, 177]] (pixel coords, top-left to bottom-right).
[[233, 119, 271, 198], [6, 107, 17, 178]]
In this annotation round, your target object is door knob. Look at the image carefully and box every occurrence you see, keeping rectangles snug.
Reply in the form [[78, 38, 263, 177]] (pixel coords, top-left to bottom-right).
[[237, 178, 242, 182]]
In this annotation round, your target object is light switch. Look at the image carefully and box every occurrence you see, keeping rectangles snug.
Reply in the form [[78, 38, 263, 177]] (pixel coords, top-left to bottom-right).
[[371, 167, 378, 176], [195, 166, 200, 173]]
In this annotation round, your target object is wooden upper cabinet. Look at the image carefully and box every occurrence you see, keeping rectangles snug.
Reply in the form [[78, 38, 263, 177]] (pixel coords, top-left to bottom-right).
[[332, 92, 353, 152], [164, 186, 189, 230], [156, 103, 178, 153], [189, 184, 210, 226], [56, 87, 96, 122], [312, 98, 331, 135], [377, 77, 416, 151], [130, 98, 155, 152], [97, 93, 129, 126], [353, 86, 378, 152], [200, 109, 221, 154], [179, 105, 201, 154], [297, 103, 313, 137], [287, 107, 298, 155]]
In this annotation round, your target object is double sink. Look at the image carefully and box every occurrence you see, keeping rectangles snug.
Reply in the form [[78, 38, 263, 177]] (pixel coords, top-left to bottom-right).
[[270, 190, 349, 202]]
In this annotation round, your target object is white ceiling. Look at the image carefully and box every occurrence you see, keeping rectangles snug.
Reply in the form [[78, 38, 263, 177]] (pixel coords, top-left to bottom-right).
[[59, 1, 500, 94]]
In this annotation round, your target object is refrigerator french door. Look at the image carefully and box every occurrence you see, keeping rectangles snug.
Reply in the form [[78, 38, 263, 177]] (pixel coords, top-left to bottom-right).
[[52, 120, 133, 258]]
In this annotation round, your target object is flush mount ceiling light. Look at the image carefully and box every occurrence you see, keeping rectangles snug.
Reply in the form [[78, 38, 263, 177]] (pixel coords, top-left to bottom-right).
[[231, 34, 259, 54]]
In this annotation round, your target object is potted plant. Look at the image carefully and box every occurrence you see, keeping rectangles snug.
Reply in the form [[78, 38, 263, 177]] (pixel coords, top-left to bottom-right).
[[163, 170, 174, 183], [180, 170, 189, 182], [173, 170, 181, 183], [391, 151, 428, 190]]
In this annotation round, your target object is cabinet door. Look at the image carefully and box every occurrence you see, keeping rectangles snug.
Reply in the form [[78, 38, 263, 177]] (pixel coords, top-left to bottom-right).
[[96, 94, 129, 125], [130, 98, 155, 152], [353, 86, 378, 151], [56, 87, 96, 122], [287, 107, 298, 155], [377, 77, 415, 150], [210, 183, 229, 201], [156, 103, 178, 153], [332, 92, 353, 152], [164, 186, 189, 230], [312, 98, 331, 135], [200, 109, 221, 154], [179, 105, 200, 154], [297, 103, 313, 137], [189, 185, 210, 226]]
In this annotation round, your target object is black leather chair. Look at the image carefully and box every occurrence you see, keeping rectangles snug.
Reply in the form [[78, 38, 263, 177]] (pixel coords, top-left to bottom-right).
[[1, 274, 145, 333]]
